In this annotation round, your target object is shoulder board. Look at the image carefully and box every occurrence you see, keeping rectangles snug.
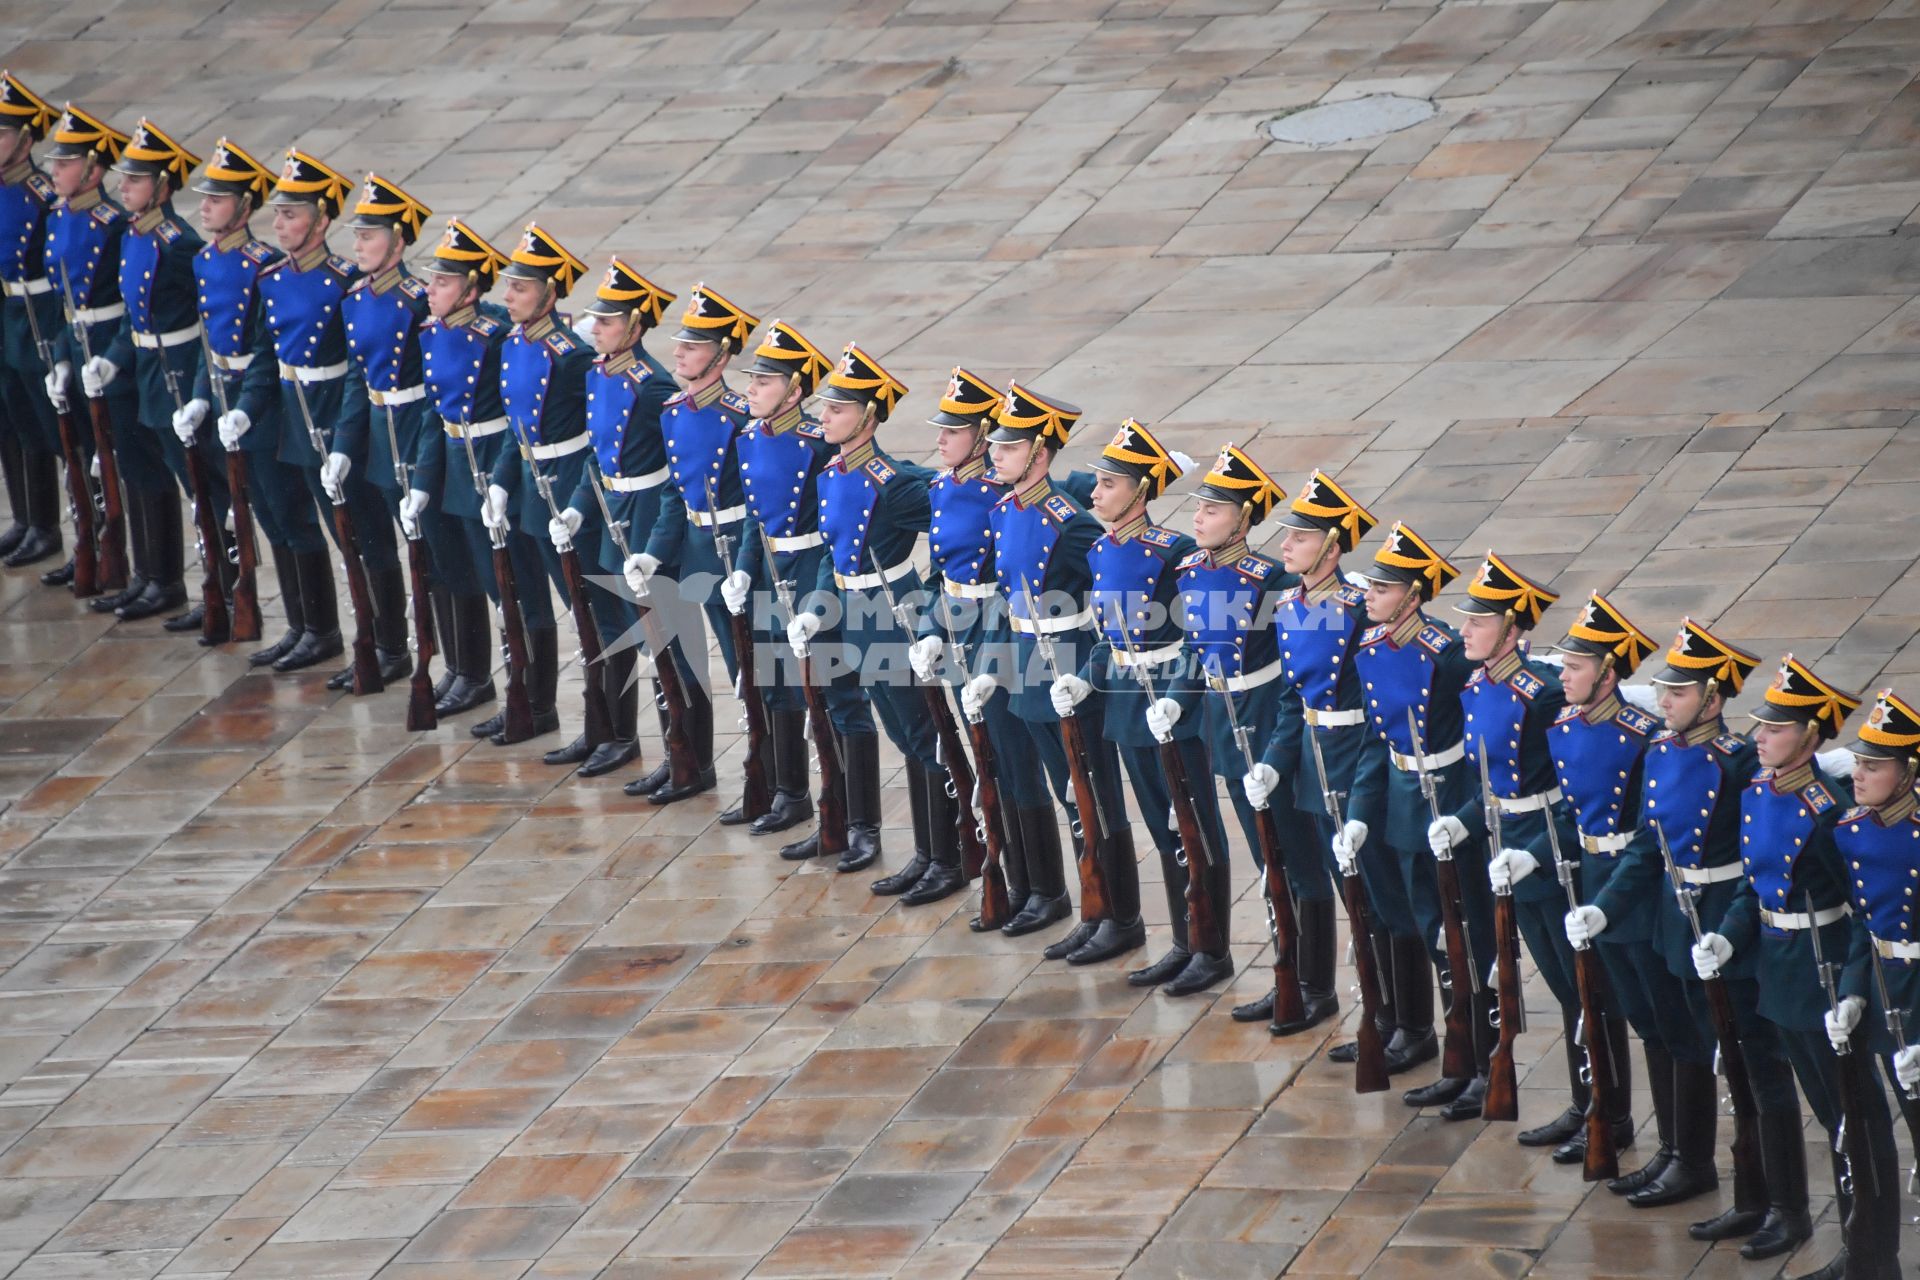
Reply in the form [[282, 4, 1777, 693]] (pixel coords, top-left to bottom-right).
[[543, 329, 579, 356], [1712, 733, 1747, 756], [1140, 526, 1179, 550], [1802, 781, 1836, 814], [1176, 550, 1208, 573], [468, 315, 501, 336], [1359, 624, 1387, 646], [1276, 585, 1301, 605], [25, 172, 54, 203], [1510, 670, 1544, 700], [622, 364, 653, 389], [155, 219, 181, 243], [865, 456, 896, 484], [1236, 554, 1272, 581], [1651, 728, 1679, 746], [1043, 493, 1076, 524], [241, 240, 275, 265], [1753, 767, 1775, 785], [90, 203, 118, 226], [348, 275, 371, 294], [1466, 666, 1488, 688], [325, 254, 354, 277], [1615, 705, 1659, 737], [796, 418, 825, 440], [717, 390, 750, 419], [256, 255, 287, 277], [399, 275, 425, 299], [1554, 705, 1583, 726], [1417, 623, 1451, 653], [1337, 582, 1366, 607], [1840, 804, 1871, 823]]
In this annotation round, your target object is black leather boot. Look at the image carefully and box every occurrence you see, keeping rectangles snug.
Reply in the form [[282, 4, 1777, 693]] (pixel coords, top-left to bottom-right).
[[837, 731, 882, 873], [1610, 1043, 1675, 1195], [1706, 1107, 1806, 1251], [1067, 812, 1147, 964], [871, 761, 933, 895], [249, 544, 305, 666], [1554, 1013, 1634, 1164], [497, 626, 561, 741], [1385, 937, 1438, 1074], [1436, 988, 1496, 1120], [971, 798, 1028, 933], [647, 671, 714, 804], [1518, 1007, 1588, 1147], [743, 710, 808, 828], [580, 648, 641, 777], [0, 429, 26, 557], [1131, 836, 1192, 986], [1271, 897, 1338, 1036], [3, 446, 59, 567], [428, 587, 456, 701], [369, 566, 412, 684], [902, 765, 966, 906], [117, 490, 187, 620], [436, 594, 496, 716], [1627, 1055, 1720, 1207], [1164, 947, 1234, 997], [779, 733, 844, 862], [1043, 818, 1100, 960], [1332, 931, 1399, 1065], [1001, 806, 1071, 936], [623, 687, 673, 796], [91, 487, 150, 613], [273, 549, 343, 672], [1129, 948, 1191, 988]]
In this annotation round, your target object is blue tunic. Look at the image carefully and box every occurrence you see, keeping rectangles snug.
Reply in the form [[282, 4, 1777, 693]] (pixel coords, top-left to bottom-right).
[[1835, 801, 1920, 1054], [1454, 653, 1576, 909], [492, 313, 592, 536], [103, 203, 202, 428], [920, 457, 1005, 664], [340, 267, 431, 496], [1264, 578, 1370, 815], [47, 192, 129, 383], [643, 382, 750, 575], [257, 249, 364, 467], [1085, 521, 1198, 748], [1550, 697, 1663, 942], [419, 304, 509, 519], [987, 479, 1102, 724]]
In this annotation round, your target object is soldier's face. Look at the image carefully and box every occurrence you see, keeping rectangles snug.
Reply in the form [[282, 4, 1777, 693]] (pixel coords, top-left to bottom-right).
[[1458, 611, 1505, 662], [115, 171, 157, 214], [424, 272, 469, 319], [1751, 719, 1813, 769], [271, 203, 323, 253], [588, 312, 633, 356], [1190, 499, 1237, 550], [817, 398, 867, 444], [934, 425, 979, 471], [672, 339, 722, 386], [0, 126, 24, 167], [1850, 756, 1909, 808], [1277, 526, 1326, 575], [744, 371, 793, 421], [1656, 682, 1710, 731], [988, 439, 1035, 486], [502, 276, 548, 324], [49, 155, 91, 198], [1559, 652, 1605, 706], [1363, 578, 1414, 624], [197, 192, 244, 235], [350, 225, 399, 275], [1088, 472, 1136, 524]]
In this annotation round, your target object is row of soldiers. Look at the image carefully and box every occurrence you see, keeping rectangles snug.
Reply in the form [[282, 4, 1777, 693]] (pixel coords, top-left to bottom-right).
[[6, 78, 1920, 1280]]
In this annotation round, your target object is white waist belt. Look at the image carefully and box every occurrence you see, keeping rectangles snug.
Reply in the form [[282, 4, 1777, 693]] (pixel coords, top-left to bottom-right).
[[522, 434, 589, 462], [1113, 641, 1182, 669], [603, 464, 670, 492], [132, 323, 201, 349], [210, 350, 253, 373], [370, 385, 424, 407], [1305, 707, 1366, 728], [73, 302, 125, 323], [1390, 740, 1465, 773], [1582, 830, 1635, 855], [3, 278, 50, 297], [1680, 862, 1744, 886], [1494, 786, 1563, 815], [689, 503, 745, 528], [1761, 904, 1850, 931], [944, 578, 997, 599], [836, 558, 915, 590], [1013, 607, 1092, 635], [1874, 936, 1920, 962], [768, 531, 825, 553], [1224, 660, 1284, 693], [446, 416, 508, 439], [279, 359, 348, 383]]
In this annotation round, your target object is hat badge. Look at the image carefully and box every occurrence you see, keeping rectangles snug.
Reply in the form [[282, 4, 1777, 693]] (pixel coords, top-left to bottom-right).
[[1871, 703, 1887, 727], [360, 176, 378, 204], [437, 225, 459, 250], [601, 264, 619, 288], [280, 154, 299, 181], [837, 348, 858, 376], [1478, 561, 1496, 585], [946, 373, 964, 401], [1578, 599, 1600, 627], [519, 226, 539, 252]]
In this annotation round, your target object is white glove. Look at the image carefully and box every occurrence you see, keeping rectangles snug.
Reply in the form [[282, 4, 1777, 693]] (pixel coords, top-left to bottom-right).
[[962, 674, 997, 721], [80, 354, 117, 397], [1565, 904, 1607, 948], [1826, 995, 1865, 1052], [1693, 932, 1732, 981], [786, 612, 819, 657], [1145, 696, 1182, 741], [1427, 815, 1469, 859], [1332, 819, 1368, 876], [1896, 1045, 1920, 1092], [1487, 847, 1538, 894], [721, 569, 751, 616], [1244, 762, 1280, 809], [45, 361, 70, 413], [217, 408, 250, 449], [548, 506, 581, 550], [399, 488, 429, 539], [908, 635, 943, 681], [1169, 450, 1196, 474], [482, 484, 510, 533], [1049, 673, 1091, 717], [172, 397, 209, 444], [623, 552, 658, 596], [321, 451, 351, 503]]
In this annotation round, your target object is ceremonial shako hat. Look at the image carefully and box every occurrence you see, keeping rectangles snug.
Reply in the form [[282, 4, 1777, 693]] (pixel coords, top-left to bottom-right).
[[1851, 688, 1920, 765], [1275, 469, 1376, 552], [0, 73, 57, 140], [191, 137, 275, 202], [987, 380, 1079, 449], [1365, 521, 1458, 601], [1651, 618, 1759, 694], [1090, 417, 1184, 501], [819, 343, 909, 422], [673, 282, 758, 351], [349, 173, 432, 243], [581, 257, 675, 324], [45, 103, 128, 164], [111, 118, 200, 182], [1456, 550, 1558, 630], [744, 319, 831, 389], [270, 147, 352, 218], [1192, 443, 1283, 524], [501, 222, 587, 297], [1752, 654, 1861, 740], [423, 218, 509, 288], [1556, 592, 1655, 675], [930, 367, 1000, 428]]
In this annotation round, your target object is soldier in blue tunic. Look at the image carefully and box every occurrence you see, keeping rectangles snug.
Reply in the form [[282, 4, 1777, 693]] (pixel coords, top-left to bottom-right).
[[1699, 658, 1892, 1280], [1555, 595, 1706, 1182], [0, 73, 64, 569], [482, 222, 594, 747], [417, 218, 514, 720], [1342, 524, 1477, 1085], [790, 343, 941, 877]]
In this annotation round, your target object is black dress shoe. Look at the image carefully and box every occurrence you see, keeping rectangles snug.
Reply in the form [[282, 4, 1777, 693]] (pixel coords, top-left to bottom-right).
[[197, 615, 230, 647], [90, 575, 146, 612], [435, 676, 494, 717], [1384, 1028, 1439, 1076], [117, 580, 186, 621], [901, 863, 965, 907], [1001, 892, 1071, 937], [1329, 1041, 1361, 1064], [432, 667, 456, 701], [1552, 1116, 1635, 1165], [1736, 1207, 1810, 1260], [41, 556, 74, 585], [163, 604, 204, 633], [471, 709, 507, 739], [1793, 1251, 1845, 1280], [1518, 1105, 1584, 1148], [625, 760, 669, 796], [1163, 950, 1233, 998], [1042, 920, 1098, 961], [870, 851, 930, 896], [273, 628, 343, 673], [1438, 1074, 1488, 1121], [1065, 916, 1145, 965], [579, 739, 638, 778], [0, 522, 23, 557], [1128, 948, 1190, 988], [718, 799, 750, 825], [779, 830, 827, 861], [249, 628, 301, 668], [1686, 1204, 1765, 1241], [493, 706, 558, 744], [1272, 992, 1338, 1037], [5, 527, 60, 568], [376, 647, 412, 683], [1231, 991, 1275, 1023], [836, 835, 879, 874], [649, 767, 715, 806], [1404, 1075, 1469, 1108], [1627, 1157, 1719, 1208], [1607, 1147, 1672, 1196], [544, 733, 592, 767], [748, 790, 812, 834], [326, 665, 354, 691]]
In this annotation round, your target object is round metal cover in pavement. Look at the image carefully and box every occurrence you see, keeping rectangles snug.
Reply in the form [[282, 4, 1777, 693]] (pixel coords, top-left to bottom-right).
[[1265, 95, 1438, 147]]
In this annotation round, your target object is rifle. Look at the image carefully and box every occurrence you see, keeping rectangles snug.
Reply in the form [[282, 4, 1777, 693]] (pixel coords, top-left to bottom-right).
[[518, 423, 612, 749], [1544, 805, 1619, 1181], [23, 281, 96, 596], [937, 603, 1011, 929], [1309, 714, 1388, 1094], [1653, 819, 1763, 1219], [198, 329, 260, 642], [1809, 886, 1882, 1261], [160, 342, 229, 645], [1112, 611, 1223, 958], [762, 521, 845, 857], [1474, 734, 1523, 1121], [1209, 663, 1304, 1028], [383, 403, 437, 731], [707, 475, 769, 821], [1410, 710, 1486, 1090], [292, 375, 381, 694], [57, 260, 127, 590], [1869, 940, 1917, 1101], [1020, 576, 1111, 925], [457, 420, 532, 741]]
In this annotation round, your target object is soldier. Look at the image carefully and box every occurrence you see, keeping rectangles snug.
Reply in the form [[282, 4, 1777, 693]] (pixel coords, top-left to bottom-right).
[[0, 73, 65, 570], [417, 218, 514, 719], [1343, 523, 1475, 1082], [1697, 658, 1891, 1280], [1556, 596, 1707, 1181], [791, 343, 943, 877], [483, 222, 593, 745]]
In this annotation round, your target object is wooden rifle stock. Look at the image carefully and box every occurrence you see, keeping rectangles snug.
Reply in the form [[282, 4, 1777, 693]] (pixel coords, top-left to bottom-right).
[[1434, 854, 1479, 1085], [183, 445, 230, 646], [960, 706, 1012, 929], [557, 544, 614, 748], [1160, 738, 1222, 957], [1572, 947, 1620, 1179], [728, 610, 772, 820], [803, 652, 848, 856], [330, 500, 383, 695], [85, 395, 127, 590], [922, 682, 988, 881], [1344, 869, 1390, 1094], [491, 540, 535, 741], [1057, 711, 1112, 923], [225, 449, 262, 641], [1483, 890, 1523, 1121], [404, 533, 437, 731], [54, 406, 98, 596], [1250, 804, 1306, 1029]]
